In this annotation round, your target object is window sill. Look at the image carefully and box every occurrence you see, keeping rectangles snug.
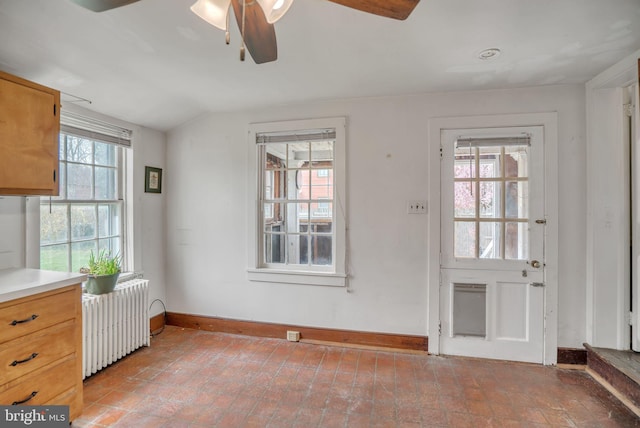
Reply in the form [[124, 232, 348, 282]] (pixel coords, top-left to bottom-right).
[[247, 269, 346, 287]]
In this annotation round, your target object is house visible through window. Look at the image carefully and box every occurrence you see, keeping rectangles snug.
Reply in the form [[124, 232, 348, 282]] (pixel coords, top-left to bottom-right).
[[40, 113, 130, 273], [248, 117, 346, 287]]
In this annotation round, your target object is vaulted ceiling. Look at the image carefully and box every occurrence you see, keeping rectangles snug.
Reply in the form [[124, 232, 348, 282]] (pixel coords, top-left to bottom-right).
[[1, 0, 639, 131]]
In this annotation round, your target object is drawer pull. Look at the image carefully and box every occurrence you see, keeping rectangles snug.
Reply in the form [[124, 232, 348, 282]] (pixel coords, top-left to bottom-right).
[[12, 391, 38, 405], [10, 352, 39, 366], [10, 314, 39, 326]]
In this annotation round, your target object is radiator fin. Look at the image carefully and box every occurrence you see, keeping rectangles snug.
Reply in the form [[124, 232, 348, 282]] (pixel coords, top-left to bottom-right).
[[81, 279, 150, 379]]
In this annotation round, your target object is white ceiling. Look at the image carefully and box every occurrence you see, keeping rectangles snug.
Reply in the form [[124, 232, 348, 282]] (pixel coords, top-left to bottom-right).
[[1, 0, 639, 131]]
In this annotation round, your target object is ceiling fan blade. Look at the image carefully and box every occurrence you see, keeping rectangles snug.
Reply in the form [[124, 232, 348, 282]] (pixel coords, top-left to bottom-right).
[[327, 0, 420, 20], [69, 0, 141, 12], [230, 0, 278, 64]]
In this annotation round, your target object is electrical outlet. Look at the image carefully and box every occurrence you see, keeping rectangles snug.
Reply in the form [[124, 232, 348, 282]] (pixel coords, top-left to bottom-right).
[[407, 200, 427, 214], [287, 330, 300, 342]]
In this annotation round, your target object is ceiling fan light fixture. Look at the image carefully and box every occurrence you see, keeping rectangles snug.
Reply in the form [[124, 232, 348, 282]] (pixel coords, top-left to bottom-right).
[[191, 0, 231, 30], [256, 0, 294, 24]]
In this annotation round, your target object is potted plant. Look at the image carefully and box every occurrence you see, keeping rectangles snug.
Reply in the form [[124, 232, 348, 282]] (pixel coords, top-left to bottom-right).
[[80, 249, 121, 295]]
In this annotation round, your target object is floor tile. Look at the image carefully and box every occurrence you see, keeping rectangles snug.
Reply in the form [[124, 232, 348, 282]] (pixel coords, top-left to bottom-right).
[[77, 326, 640, 427]]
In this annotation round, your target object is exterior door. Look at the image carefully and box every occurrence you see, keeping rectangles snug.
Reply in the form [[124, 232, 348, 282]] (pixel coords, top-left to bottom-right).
[[440, 126, 546, 363]]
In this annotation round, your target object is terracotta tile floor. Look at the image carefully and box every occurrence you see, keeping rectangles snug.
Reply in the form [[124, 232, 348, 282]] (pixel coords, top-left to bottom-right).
[[73, 326, 640, 427]]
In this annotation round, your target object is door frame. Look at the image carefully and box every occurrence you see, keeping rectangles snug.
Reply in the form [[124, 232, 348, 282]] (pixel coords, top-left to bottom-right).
[[428, 112, 559, 365]]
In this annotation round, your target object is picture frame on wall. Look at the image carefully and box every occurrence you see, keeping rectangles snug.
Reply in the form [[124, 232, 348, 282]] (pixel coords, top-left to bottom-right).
[[145, 166, 162, 193]]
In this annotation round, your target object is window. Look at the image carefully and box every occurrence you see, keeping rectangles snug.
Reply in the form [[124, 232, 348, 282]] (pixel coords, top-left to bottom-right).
[[40, 112, 131, 272], [248, 118, 346, 287]]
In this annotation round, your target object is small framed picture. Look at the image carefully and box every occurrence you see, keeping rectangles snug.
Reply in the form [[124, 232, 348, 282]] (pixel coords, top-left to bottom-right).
[[145, 166, 162, 193]]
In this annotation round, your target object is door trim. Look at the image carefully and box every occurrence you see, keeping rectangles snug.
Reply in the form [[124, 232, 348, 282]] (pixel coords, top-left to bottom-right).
[[428, 112, 559, 365]]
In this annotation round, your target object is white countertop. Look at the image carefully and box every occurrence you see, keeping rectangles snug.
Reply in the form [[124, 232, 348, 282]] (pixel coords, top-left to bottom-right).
[[0, 268, 86, 303]]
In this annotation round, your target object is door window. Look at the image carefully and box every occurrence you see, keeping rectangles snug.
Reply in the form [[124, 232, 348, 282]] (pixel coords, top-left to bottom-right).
[[454, 139, 530, 260]]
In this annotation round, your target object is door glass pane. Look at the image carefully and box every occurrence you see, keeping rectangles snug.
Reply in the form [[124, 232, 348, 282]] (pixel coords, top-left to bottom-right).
[[479, 181, 501, 218], [479, 147, 501, 178], [505, 181, 528, 219], [505, 222, 529, 260], [454, 221, 476, 258], [479, 222, 501, 259], [454, 148, 475, 178], [505, 146, 529, 178], [454, 182, 475, 217]]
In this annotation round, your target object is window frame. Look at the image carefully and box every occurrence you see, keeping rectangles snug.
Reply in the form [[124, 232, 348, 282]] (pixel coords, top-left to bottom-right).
[[247, 117, 347, 287]]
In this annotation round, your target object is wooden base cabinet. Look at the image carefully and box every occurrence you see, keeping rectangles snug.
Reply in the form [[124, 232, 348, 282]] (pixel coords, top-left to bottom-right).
[[0, 70, 60, 196], [0, 285, 83, 421]]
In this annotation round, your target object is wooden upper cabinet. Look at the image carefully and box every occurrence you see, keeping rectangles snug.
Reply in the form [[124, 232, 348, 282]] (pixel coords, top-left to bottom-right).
[[0, 70, 60, 196]]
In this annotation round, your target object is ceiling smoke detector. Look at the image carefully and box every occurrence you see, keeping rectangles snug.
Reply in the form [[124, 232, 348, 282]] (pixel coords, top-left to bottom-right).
[[478, 48, 501, 60]]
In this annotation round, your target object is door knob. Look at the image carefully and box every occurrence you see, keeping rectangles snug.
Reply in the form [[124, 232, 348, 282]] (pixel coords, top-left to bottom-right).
[[530, 260, 541, 268]]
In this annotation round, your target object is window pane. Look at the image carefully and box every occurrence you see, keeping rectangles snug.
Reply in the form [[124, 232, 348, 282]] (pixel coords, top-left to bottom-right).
[[505, 222, 529, 260], [67, 164, 93, 199], [311, 235, 332, 265], [288, 142, 309, 168], [72, 241, 96, 273], [264, 202, 285, 226], [293, 169, 310, 200], [454, 221, 476, 258], [454, 182, 475, 218], [67, 136, 93, 164], [299, 233, 309, 264], [265, 144, 287, 170], [70, 205, 96, 240], [264, 232, 285, 263], [479, 222, 501, 259], [505, 181, 528, 219], [479, 181, 501, 218], [99, 237, 121, 259], [41, 204, 68, 245], [310, 141, 334, 167], [41, 244, 69, 271], [297, 202, 309, 220], [311, 201, 332, 219], [310, 167, 333, 200], [98, 204, 120, 238], [95, 142, 116, 166], [52, 162, 66, 200], [95, 166, 116, 200], [59, 134, 66, 161]]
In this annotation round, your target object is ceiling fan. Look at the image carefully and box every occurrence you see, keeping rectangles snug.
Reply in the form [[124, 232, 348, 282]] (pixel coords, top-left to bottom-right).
[[69, 0, 420, 64]]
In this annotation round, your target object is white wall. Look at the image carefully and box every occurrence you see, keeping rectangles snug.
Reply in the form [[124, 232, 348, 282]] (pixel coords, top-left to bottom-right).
[[166, 84, 587, 348]]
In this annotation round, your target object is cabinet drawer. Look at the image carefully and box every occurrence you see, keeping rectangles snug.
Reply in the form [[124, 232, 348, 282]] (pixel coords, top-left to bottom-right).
[[0, 320, 76, 385], [0, 288, 75, 344], [0, 356, 76, 406]]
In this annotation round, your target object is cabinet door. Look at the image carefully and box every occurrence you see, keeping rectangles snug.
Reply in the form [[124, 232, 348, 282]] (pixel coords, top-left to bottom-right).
[[0, 72, 60, 195]]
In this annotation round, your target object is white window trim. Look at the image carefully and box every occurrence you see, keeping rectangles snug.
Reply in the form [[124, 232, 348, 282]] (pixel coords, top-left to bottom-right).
[[247, 117, 347, 287]]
